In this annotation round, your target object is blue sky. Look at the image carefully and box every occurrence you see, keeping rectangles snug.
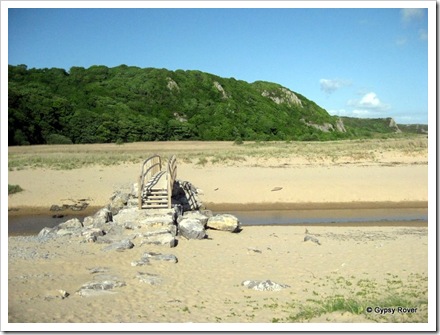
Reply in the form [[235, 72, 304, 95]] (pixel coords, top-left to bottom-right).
[[6, 3, 431, 124]]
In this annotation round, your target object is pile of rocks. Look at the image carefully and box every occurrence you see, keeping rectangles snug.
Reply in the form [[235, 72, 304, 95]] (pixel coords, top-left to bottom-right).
[[35, 182, 246, 297], [34, 182, 294, 297], [38, 181, 242, 248]]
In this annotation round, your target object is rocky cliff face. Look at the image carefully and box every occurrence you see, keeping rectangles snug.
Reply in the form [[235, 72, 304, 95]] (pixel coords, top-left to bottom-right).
[[335, 118, 347, 133], [388, 118, 402, 133], [261, 87, 302, 107], [300, 118, 347, 133], [167, 77, 180, 91], [213, 81, 230, 99]]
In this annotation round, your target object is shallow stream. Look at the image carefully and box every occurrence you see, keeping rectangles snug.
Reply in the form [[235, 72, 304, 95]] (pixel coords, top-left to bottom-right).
[[8, 207, 428, 236]]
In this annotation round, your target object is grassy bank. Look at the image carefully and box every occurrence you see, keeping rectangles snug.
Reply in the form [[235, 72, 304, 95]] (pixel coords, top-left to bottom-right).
[[8, 184, 23, 195], [8, 136, 427, 171]]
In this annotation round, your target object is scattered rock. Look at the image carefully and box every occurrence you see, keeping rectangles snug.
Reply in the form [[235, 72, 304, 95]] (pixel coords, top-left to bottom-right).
[[50, 204, 69, 211], [101, 239, 134, 252], [141, 252, 178, 263], [76, 279, 126, 296], [241, 279, 290, 291], [136, 272, 162, 285], [87, 267, 109, 274], [207, 214, 241, 232], [78, 279, 126, 291], [58, 289, 69, 299], [131, 259, 150, 267], [247, 247, 262, 254], [44, 289, 69, 300], [50, 200, 89, 212], [76, 289, 118, 297], [304, 235, 321, 245]]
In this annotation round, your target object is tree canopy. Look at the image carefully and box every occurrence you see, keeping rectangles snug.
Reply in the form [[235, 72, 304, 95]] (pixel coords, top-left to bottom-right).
[[8, 64, 425, 145]]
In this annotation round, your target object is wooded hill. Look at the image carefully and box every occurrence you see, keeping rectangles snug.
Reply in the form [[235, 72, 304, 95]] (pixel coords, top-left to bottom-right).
[[8, 64, 427, 145]]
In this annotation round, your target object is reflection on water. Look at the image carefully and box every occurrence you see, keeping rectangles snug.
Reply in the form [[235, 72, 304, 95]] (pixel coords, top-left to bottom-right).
[[8, 214, 88, 236], [9, 207, 428, 236], [218, 208, 428, 226]]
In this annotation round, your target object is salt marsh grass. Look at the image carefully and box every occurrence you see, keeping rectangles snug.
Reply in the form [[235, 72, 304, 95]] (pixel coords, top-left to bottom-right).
[[8, 136, 427, 170]]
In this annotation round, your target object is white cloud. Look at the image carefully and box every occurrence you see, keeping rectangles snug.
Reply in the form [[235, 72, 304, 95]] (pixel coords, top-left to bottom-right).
[[347, 92, 390, 112], [401, 8, 425, 23], [320, 78, 351, 94], [359, 92, 381, 108]]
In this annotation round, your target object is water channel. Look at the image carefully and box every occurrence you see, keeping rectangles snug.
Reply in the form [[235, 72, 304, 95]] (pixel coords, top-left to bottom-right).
[[8, 207, 428, 236]]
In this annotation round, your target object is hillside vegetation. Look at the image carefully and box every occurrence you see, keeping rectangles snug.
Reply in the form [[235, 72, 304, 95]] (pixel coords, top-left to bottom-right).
[[8, 64, 427, 145]]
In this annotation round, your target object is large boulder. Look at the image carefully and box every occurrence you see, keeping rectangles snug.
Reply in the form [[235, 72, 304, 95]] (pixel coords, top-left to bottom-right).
[[112, 208, 176, 230], [101, 239, 134, 252], [178, 218, 206, 240], [207, 214, 241, 232], [38, 227, 54, 238], [109, 191, 131, 215], [58, 218, 83, 230], [180, 211, 210, 227], [83, 207, 112, 227], [140, 228, 177, 248]]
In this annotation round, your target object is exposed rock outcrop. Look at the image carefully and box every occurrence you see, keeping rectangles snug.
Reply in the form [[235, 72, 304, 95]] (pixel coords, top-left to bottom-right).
[[213, 81, 229, 99], [388, 118, 402, 133], [166, 77, 179, 91], [261, 88, 302, 107], [335, 118, 347, 132], [301, 118, 347, 133]]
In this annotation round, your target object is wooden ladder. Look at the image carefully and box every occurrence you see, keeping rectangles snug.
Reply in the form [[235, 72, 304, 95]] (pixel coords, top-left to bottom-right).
[[138, 155, 177, 209]]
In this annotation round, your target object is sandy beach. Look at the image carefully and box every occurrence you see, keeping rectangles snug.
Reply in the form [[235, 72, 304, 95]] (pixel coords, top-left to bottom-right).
[[7, 225, 429, 328], [5, 139, 433, 329], [7, 140, 429, 212]]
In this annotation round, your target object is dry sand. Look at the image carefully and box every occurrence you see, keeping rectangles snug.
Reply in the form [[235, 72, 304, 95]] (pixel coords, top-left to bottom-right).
[[8, 162, 428, 212], [5, 141, 432, 329], [7, 226, 429, 327]]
